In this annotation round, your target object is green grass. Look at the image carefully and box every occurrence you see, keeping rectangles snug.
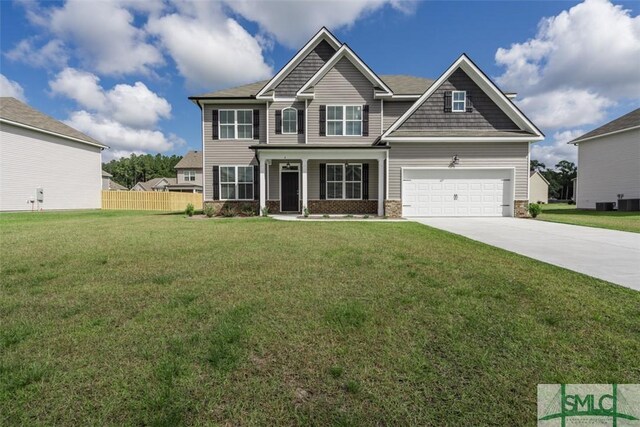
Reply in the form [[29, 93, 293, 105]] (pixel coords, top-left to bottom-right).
[[1, 210, 639, 425], [537, 203, 640, 233]]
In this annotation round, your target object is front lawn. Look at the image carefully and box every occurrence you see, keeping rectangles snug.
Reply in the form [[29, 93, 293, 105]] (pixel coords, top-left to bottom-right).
[[1, 211, 638, 425], [537, 203, 640, 233]]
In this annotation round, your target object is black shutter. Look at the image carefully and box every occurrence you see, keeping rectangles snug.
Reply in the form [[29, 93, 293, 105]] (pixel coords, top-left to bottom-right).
[[362, 163, 369, 200], [212, 165, 220, 200], [253, 109, 260, 140], [362, 105, 369, 137], [443, 91, 452, 113], [212, 110, 219, 140], [319, 163, 326, 199], [275, 110, 282, 134], [253, 164, 259, 200], [319, 105, 326, 136], [466, 92, 473, 113], [297, 108, 304, 134]]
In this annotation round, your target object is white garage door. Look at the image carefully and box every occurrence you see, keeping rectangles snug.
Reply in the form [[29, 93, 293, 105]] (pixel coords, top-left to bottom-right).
[[402, 169, 513, 217]]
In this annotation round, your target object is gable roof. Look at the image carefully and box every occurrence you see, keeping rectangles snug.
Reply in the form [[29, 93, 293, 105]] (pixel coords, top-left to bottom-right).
[[133, 177, 176, 191], [530, 170, 550, 185], [102, 170, 113, 177], [190, 80, 269, 100], [296, 44, 392, 97], [174, 150, 203, 169], [0, 97, 107, 148], [256, 27, 342, 99], [108, 180, 128, 190], [569, 108, 640, 144], [381, 54, 544, 141]]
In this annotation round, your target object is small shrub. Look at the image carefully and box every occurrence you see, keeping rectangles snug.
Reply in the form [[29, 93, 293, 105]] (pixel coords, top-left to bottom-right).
[[261, 206, 269, 217], [528, 203, 542, 218], [203, 204, 216, 218], [568, 200, 575, 205], [303, 206, 309, 218], [241, 204, 255, 217], [185, 203, 195, 217], [363, 214, 369, 219], [221, 206, 237, 217], [322, 214, 330, 218], [345, 214, 353, 218]]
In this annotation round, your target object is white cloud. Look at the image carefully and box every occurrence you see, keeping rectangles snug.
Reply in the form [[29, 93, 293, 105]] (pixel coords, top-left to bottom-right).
[[0, 74, 27, 101], [531, 130, 582, 168], [5, 38, 68, 68], [226, 0, 417, 48], [496, 0, 640, 131], [49, 68, 171, 129], [146, 6, 273, 90]]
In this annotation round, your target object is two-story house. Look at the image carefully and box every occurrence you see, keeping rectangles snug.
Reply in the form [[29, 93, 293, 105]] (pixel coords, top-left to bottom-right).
[[189, 28, 543, 217], [169, 150, 203, 193]]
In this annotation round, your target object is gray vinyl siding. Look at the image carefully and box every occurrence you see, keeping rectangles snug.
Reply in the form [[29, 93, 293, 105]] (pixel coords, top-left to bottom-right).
[[203, 103, 265, 200], [275, 40, 336, 98], [383, 101, 414, 132], [267, 159, 379, 200], [388, 142, 529, 200], [307, 58, 382, 144], [269, 101, 305, 144], [176, 169, 203, 186], [399, 69, 519, 131]]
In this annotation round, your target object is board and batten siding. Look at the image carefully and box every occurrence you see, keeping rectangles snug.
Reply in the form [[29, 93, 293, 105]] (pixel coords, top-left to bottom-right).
[[269, 101, 305, 144], [307, 58, 381, 144], [274, 40, 336, 98], [267, 159, 379, 200], [383, 101, 414, 132], [576, 128, 640, 209], [399, 69, 519, 131], [202, 103, 266, 201], [0, 123, 102, 211], [388, 142, 529, 200]]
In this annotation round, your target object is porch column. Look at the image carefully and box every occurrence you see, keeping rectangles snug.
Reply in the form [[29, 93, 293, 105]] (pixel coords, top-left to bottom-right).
[[301, 158, 308, 212], [377, 158, 384, 216], [259, 160, 266, 215]]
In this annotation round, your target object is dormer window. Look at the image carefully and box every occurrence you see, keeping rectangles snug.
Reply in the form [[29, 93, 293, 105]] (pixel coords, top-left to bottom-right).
[[452, 91, 466, 112]]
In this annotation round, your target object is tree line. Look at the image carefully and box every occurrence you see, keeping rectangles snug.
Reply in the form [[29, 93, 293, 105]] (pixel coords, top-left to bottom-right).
[[530, 159, 577, 200], [102, 153, 183, 189]]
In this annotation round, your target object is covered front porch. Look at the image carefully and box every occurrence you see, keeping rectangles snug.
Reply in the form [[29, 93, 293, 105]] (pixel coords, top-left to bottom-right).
[[254, 145, 388, 216]]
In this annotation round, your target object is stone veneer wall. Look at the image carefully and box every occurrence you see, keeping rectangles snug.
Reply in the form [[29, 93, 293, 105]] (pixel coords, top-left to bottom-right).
[[514, 200, 529, 218], [384, 200, 402, 218], [266, 200, 280, 214], [308, 200, 377, 215]]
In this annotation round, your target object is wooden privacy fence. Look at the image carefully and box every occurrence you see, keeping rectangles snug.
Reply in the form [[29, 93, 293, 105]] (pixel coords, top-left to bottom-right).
[[102, 191, 203, 211]]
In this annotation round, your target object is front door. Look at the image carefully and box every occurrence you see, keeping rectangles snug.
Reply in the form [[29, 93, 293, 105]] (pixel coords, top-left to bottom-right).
[[281, 168, 299, 212]]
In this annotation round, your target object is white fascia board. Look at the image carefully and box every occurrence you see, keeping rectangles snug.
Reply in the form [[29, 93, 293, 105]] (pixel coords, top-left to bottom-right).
[[296, 45, 393, 97], [0, 118, 108, 149], [256, 28, 341, 98], [568, 125, 640, 145], [381, 54, 543, 139], [197, 99, 266, 105], [383, 136, 544, 143]]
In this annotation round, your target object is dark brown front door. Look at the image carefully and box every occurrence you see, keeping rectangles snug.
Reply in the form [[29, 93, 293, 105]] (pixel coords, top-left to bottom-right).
[[281, 171, 299, 212]]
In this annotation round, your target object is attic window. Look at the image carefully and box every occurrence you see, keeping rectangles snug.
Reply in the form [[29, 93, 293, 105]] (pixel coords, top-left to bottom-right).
[[452, 91, 466, 112]]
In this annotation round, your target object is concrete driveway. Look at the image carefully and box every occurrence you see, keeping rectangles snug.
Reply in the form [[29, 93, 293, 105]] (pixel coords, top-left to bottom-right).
[[413, 217, 640, 291]]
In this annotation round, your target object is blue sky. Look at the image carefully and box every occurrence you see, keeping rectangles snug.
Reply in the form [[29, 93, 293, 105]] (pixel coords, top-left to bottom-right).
[[1, 0, 639, 167]]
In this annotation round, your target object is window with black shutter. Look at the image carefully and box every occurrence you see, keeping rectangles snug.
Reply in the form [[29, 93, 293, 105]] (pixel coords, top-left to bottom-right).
[[362, 105, 369, 137], [253, 165, 260, 200], [212, 110, 219, 140], [319, 163, 326, 199], [362, 163, 369, 200], [466, 92, 473, 112], [319, 105, 326, 136], [443, 92, 452, 113], [212, 165, 220, 200], [275, 110, 282, 134], [297, 108, 304, 134], [253, 109, 260, 139]]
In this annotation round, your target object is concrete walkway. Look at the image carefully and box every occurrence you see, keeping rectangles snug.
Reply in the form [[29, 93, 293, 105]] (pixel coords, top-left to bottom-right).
[[413, 217, 640, 291]]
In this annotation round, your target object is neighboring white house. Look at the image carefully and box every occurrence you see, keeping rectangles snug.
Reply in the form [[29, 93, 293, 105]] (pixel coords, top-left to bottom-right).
[[529, 170, 549, 204], [570, 108, 640, 209], [0, 97, 107, 211]]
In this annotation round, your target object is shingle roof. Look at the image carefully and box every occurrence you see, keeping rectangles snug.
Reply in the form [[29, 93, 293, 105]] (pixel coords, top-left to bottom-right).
[[108, 180, 128, 190], [190, 75, 435, 99], [102, 170, 113, 177], [133, 177, 176, 191], [0, 97, 107, 147], [570, 108, 640, 143], [174, 150, 203, 169], [387, 129, 536, 138]]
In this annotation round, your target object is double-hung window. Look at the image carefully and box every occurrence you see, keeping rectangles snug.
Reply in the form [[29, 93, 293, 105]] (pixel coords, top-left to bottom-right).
[[220, 166, 253, 200], [219, 110, 253, 139], [184, 170, 196, 182], [452, 91, 466, 112], [327, 106, 362, 136], [326, 163, 362, 199], [282, 108, 297, 134]]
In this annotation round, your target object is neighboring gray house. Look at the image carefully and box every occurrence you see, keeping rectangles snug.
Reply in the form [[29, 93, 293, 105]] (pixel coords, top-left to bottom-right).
[[529, 171, 549, 204], [0, 97, 107, 211], [131, 177, 176, 192], [102, 170, 127, 191], [189, 28, 543, 217], [570, 108, 640, 210], [168, 150, 203, 193]]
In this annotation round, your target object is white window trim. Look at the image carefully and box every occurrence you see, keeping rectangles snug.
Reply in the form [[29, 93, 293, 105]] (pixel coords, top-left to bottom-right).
[[281, 107, 298, 134], [218, 109, 254, 140], [326, 163, 363, 200], [451, 90, 466, 113], [184, 170, 196, 182], [219, 165, 254, 201], [326, 105, 363, 137]]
